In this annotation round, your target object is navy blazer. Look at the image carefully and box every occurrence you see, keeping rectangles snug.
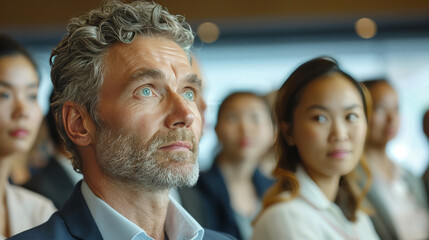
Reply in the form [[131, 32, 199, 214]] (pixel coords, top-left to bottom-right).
[[194, 163, 275, 240], [8, 181, 236, 240]]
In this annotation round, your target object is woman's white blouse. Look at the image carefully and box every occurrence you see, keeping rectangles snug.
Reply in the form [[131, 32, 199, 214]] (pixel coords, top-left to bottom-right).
[[1, 183, 56, 239], [252, 167, 379, 240]]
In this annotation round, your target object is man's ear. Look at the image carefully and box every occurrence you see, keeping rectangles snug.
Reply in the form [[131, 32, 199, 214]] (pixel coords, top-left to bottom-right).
[[280, 122, 295, 146], [62, 102, 96, 147]]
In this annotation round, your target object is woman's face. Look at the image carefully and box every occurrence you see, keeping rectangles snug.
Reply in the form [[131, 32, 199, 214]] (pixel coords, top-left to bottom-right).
[[216, 94, 274, 161], [283, 73, 367, 180], [0, 55, 42, 157], [367, 82, 399, 146]]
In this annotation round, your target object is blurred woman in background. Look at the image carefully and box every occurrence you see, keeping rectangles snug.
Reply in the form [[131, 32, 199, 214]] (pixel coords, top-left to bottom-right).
[[0, 34, 56, 239], [362, 79, 429, 240], [252, 57, 379, 240], [196, 91, 275, 240]]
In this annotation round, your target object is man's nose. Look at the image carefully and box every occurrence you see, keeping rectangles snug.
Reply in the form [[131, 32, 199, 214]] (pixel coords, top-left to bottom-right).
[[164, 92, 195, 129]]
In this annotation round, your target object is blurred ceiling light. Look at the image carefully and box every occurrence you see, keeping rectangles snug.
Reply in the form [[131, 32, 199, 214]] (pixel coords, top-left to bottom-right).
[[355, 17, 377, 39], [197, 22, 220, 43]]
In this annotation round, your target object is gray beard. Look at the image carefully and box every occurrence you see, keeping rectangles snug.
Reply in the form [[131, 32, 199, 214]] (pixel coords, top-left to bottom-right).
[[95, 126, 200, 190]]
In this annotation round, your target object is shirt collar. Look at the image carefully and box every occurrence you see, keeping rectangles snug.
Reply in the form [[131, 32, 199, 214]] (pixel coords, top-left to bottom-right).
[[165, 196, 204, 240], [81, 181, 204, 240], [296, 166, 332, 209]]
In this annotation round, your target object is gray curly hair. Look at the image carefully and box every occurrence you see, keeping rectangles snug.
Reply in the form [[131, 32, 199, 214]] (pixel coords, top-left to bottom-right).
[[50, 0, 195, 172]]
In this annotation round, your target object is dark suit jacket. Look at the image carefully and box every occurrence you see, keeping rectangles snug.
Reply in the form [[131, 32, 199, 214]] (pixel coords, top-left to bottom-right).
[[8, 181, 236, 240], [23, 156, 76, 209], [193, 163, 275, 240]]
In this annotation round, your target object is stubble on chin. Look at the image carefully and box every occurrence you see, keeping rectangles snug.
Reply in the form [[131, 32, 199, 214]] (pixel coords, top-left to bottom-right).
[[95, 126, 200, 190]]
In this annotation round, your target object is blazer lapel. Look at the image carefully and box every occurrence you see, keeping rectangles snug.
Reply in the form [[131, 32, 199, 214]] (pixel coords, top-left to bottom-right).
[[59, 181, 103, 240]]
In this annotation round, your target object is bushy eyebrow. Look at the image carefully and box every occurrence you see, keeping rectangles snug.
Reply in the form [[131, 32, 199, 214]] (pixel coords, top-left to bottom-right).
[[306, 104, 362, 112], [185, 74, 202, 92], [129, 69, 202, 92]]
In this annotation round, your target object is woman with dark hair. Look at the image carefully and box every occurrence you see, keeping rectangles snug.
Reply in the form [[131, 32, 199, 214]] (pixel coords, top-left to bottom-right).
[[252, 57, 379, 239], [362, 79, 429, 240], [0, 34, 56, 238], [195, 92, 275, 240]]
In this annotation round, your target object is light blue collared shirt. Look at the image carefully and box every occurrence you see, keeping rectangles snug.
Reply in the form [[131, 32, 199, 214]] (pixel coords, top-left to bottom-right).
[[81, 181, 204, 240]]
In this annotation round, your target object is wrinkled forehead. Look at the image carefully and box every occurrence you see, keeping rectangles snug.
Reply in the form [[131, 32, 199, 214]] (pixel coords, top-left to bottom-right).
[[102, 36, 194, 85], [106, 36, 190, 65]]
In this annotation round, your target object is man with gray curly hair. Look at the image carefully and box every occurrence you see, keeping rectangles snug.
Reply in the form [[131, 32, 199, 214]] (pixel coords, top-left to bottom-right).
[[9, 1, 234, 240]]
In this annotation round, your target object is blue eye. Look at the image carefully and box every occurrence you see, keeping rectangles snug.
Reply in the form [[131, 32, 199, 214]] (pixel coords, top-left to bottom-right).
[[141, 87, 153, 97], [183, 90, 194, 100]]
